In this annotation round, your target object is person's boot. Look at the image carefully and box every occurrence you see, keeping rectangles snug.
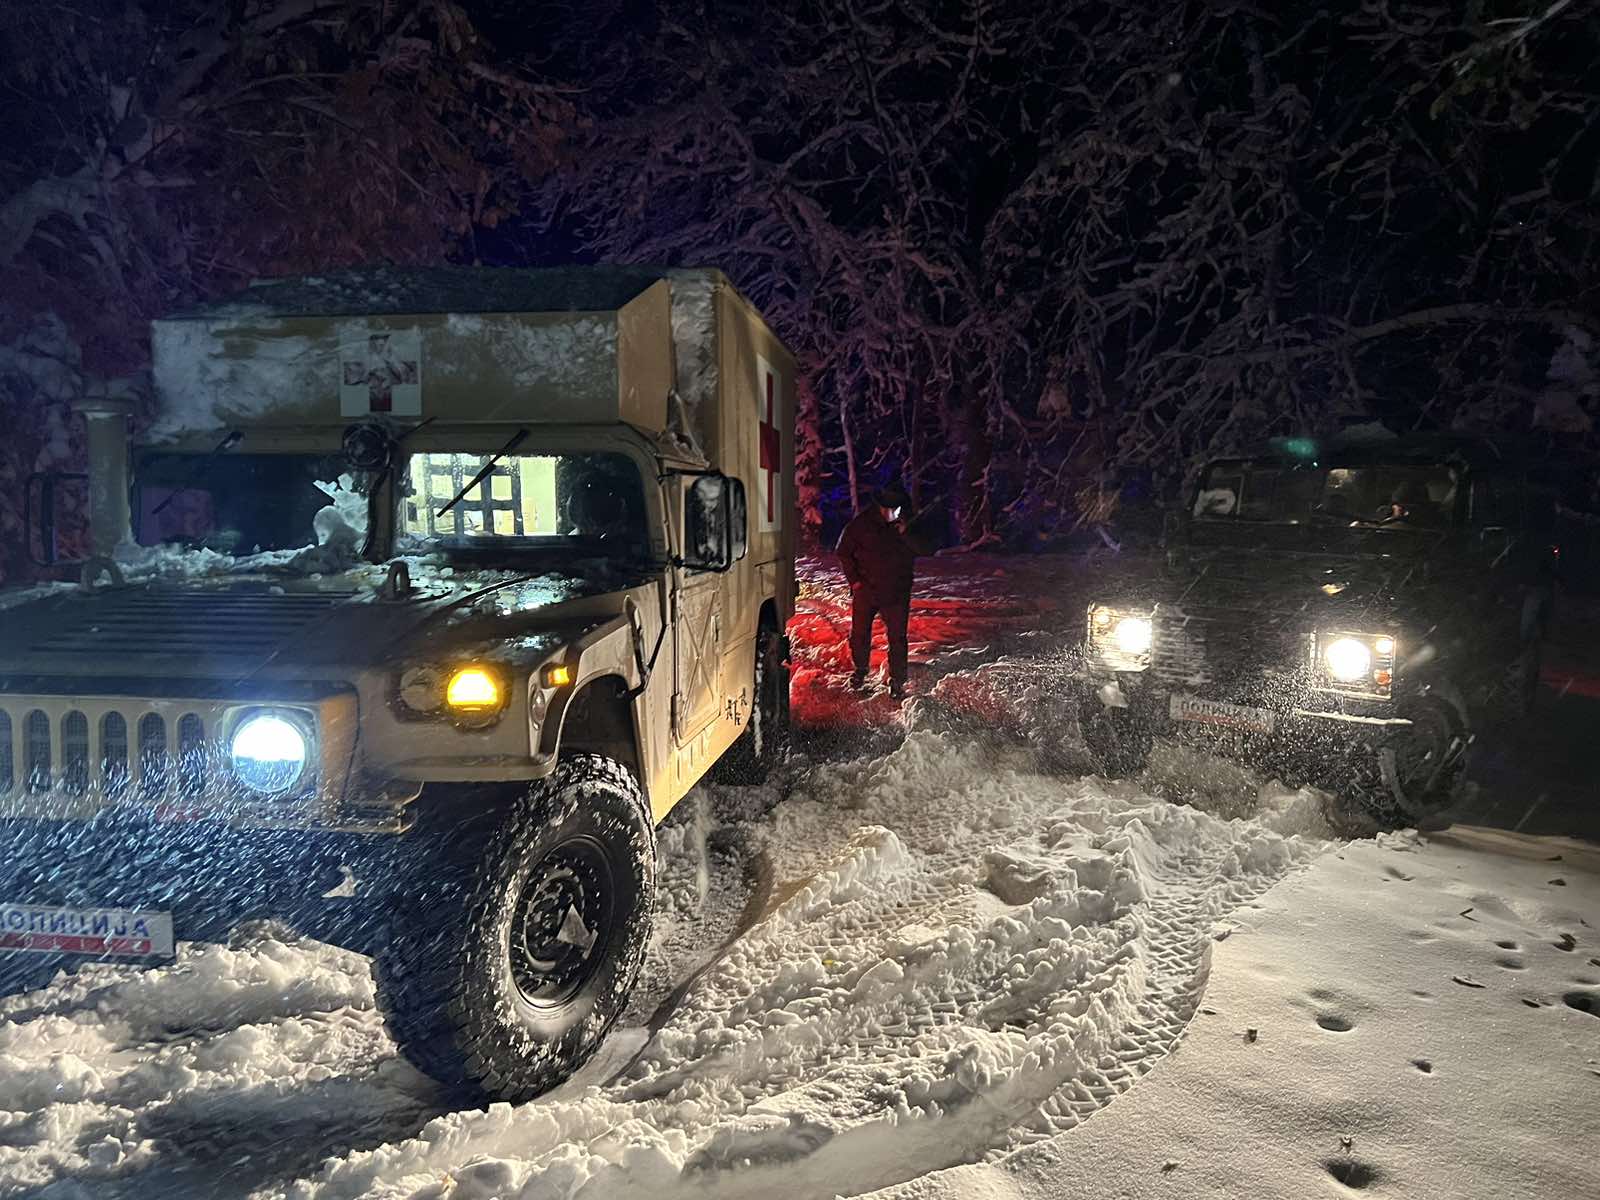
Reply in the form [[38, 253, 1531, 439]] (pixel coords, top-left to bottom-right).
[[889, 682, 907, 701], [849, 672, 867, 691]]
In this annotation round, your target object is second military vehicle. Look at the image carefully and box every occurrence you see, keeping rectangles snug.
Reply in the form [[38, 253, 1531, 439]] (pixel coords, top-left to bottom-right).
[[1078, 434, 1557, 823]]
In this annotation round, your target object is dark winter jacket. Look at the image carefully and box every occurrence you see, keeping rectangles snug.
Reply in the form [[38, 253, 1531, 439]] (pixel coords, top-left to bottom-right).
[[836, 506, 916, 603]]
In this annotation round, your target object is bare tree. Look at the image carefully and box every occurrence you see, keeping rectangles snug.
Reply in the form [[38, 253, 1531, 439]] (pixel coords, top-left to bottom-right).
[[538, 0, 1599, 542], [3, 0, 1594, 578], [0, 0, 565, 581]]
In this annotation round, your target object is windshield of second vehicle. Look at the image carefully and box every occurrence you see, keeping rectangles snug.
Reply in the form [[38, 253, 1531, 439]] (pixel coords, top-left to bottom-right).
[[134, 451, 366, 559], [396, 450, 650, 559], [1193, 463, 1459, 527]]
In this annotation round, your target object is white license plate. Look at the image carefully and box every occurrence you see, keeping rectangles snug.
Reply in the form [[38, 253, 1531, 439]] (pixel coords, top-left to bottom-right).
[[1169, 693, 1276, 735], [0, 903, 175, 957]]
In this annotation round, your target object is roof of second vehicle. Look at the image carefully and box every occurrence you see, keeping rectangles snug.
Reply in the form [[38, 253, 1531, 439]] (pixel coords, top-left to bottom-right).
[[1225, 431, 1525, 470]]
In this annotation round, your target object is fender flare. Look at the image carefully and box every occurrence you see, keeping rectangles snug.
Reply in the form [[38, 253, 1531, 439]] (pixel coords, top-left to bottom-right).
[[535, 615, 646, 763]]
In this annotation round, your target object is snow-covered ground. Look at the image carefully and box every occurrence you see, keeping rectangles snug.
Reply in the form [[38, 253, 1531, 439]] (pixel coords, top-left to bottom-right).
[[873, 828, 1600, 1200], [1, 554, 1596, 1199]]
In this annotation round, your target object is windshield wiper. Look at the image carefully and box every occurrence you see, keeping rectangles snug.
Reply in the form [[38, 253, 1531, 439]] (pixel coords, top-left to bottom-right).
[[151, 430, 242, 515], [436, 428, 529, 520]]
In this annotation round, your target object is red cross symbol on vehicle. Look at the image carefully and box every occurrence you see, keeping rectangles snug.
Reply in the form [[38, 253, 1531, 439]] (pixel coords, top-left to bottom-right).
[[343, 334, 417, 413], [759, 368, 780, 522]]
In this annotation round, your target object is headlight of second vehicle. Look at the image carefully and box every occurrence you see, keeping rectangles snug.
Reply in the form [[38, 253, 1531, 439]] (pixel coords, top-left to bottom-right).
[[1088, 605, 1154, 670], [1323, 637, 1371, 682], [1312, 631, 1396, 697]]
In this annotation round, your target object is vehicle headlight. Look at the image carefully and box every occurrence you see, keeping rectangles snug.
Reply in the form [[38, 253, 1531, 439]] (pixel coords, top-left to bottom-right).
[[1114, 617, 1152, 655], [1313, 631, 1397, 696], [229, 712, 310, 795], [1323, 637, 1371, 682], [397, 666, 446, 714], [1088, 605, 1154, 669], [444, 664, 508, 727], [447, 665, 501, 710]]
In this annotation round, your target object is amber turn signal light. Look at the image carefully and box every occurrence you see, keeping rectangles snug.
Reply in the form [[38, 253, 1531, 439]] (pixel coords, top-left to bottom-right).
[[541, 664, 573, 688]]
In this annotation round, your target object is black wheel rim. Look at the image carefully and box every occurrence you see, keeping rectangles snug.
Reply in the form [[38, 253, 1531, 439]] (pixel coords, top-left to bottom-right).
[[508, 837, 615, 1010]]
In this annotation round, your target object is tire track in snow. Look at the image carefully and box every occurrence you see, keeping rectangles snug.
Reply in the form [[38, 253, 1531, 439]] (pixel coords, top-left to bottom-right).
[[264, 732, 1324, 1200]]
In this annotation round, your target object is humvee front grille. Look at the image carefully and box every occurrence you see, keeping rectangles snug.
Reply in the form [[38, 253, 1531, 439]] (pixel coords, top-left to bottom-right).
[[102, 712, 129, 793], [0, 691, 379, 828], [24, 710, 49, 792], [61, 710, 89, 796], [0, 700, 225, 805]]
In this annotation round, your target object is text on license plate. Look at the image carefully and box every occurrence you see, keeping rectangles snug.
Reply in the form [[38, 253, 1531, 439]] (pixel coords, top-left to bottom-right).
[[1169, 693, 1276, 734], [0, 903, 175, 957]]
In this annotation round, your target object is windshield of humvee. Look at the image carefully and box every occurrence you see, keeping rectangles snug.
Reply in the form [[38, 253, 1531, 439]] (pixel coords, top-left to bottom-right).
[[134, 451, 366, 559], [396, 450, 649, 560], [1193, 461, 1459, 528]]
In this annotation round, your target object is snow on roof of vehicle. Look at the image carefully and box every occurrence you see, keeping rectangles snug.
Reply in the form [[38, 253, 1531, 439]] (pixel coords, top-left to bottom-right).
[[148, 267, 737, 442], [168, 265, 726, 321]]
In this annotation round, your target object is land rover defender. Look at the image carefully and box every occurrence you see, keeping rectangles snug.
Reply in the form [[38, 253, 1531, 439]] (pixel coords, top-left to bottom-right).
[[1079, 434, 1557, 822]]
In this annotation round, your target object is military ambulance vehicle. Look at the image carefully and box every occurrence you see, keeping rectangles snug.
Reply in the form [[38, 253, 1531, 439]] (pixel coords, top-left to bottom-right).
[[0, 266, 796, 1100], [1078, 434, 1557, 824]]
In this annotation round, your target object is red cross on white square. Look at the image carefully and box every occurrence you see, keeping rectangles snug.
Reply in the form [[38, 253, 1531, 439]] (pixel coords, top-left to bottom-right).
[[340, 329, 422, 416]]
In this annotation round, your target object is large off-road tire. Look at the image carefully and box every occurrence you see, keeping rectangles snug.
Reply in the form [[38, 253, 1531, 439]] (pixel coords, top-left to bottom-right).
[[1078, 695, 1154, 779], [712, 623, 790, 785], [373, 754, 655, 1103], [1360, 697, 1469, 827]]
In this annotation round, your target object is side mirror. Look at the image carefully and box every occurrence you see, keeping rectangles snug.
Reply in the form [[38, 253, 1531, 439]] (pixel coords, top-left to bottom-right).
[[24, 471, 88, 567], [679, 472, 748, 573]]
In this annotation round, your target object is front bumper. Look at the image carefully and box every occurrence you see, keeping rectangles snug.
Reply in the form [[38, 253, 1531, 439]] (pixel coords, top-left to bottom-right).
[[1088, 668, 1414, 779], [0, 803, 457, 992], [0, 812, 398, 927]]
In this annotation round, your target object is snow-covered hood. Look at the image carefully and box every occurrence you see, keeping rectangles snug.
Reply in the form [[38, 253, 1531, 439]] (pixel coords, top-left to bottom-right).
[[0, 567, 652, 685]]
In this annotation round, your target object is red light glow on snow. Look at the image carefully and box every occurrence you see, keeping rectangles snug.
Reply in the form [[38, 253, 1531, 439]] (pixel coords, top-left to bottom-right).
[[787, 558, 1065, 728]]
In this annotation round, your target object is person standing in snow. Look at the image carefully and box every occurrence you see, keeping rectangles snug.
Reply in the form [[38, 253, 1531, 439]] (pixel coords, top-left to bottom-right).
[[836, 483, 916, 700]]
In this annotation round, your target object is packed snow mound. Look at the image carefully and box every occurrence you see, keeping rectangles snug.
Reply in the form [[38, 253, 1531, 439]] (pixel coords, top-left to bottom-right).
[[0, 939, 436, 1196], [0, 731, 1322, 1199]]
